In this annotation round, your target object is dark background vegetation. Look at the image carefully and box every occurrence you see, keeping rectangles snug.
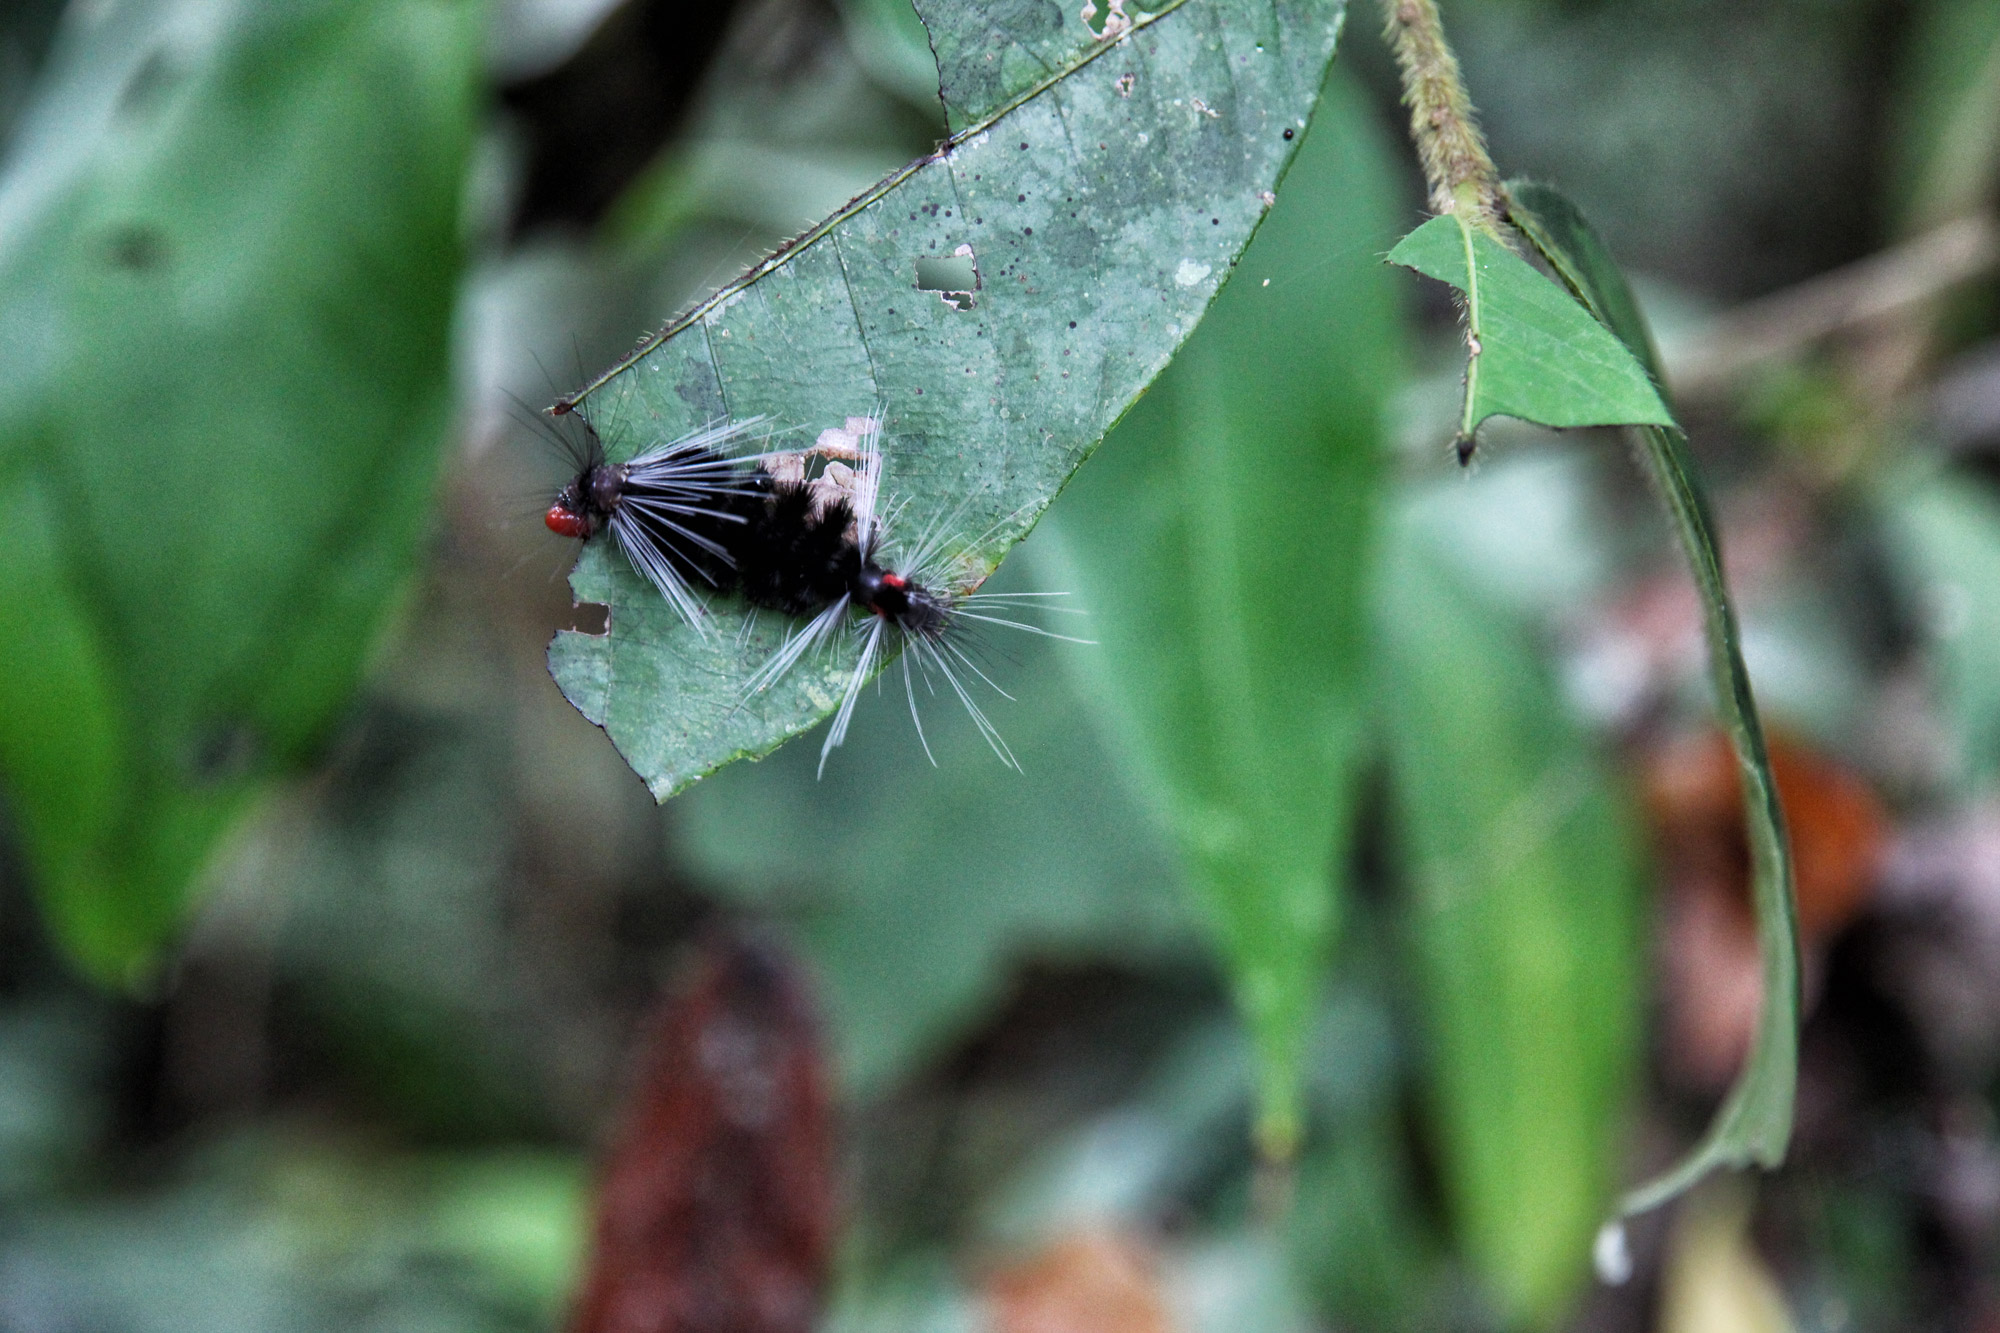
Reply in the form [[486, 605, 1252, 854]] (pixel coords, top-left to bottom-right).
[[5, 0, 2000, 1330]]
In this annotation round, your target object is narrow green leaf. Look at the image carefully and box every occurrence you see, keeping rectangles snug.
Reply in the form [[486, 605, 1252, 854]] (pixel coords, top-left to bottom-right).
[[1502, 182, 1799, 1220], [1385, 212, 1672, 451], [0, 0, 484, 981], [1036, 69, 1405, 1157], [547, 0, 1346, 800], [1378, 479, 1643, 1327]]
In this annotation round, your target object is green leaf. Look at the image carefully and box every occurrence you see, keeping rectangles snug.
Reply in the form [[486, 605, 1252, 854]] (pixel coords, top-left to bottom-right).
[[1035, 69, 1405, 1157], [1501, 182, 1800, 1219], [1378, 474, 1643, 1328], [0, 0, 484, 983], [546, 0, 1346, 800], [1385, 212, 1672, 453]]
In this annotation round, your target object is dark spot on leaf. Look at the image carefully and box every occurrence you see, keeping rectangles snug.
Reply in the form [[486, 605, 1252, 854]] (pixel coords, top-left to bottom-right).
[[105, 226, 168, 272], [1019, 142, 1028, 150], [1023, 227, 1032, 236], [565, 601, 611, 635], [1068, 321, 1077, 328], [1211, 218, 1219, 225], [1283, 127, 1295, 140], [1017, 194, 1026, 202]]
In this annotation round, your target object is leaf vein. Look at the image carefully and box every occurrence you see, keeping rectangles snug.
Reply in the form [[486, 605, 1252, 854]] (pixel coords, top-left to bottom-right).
[[559, 0, 1199, 410]]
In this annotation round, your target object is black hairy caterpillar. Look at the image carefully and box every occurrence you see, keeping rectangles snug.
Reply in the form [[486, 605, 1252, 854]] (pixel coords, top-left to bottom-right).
[[545, 412, 1081, 772]]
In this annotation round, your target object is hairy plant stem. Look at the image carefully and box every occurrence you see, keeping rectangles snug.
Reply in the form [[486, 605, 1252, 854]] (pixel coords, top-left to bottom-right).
[[1380, 0, 1504, 235]]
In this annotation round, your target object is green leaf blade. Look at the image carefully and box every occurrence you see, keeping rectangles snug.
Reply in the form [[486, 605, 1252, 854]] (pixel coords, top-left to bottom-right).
[[1386, 213, 1672, 441], [550, 0, 1347, 799], [1500, 184, 1801, 1219], [1379, 481, 1644, 1327], [0, 0, 485, 981], [1038, 69, 1405, 1155]]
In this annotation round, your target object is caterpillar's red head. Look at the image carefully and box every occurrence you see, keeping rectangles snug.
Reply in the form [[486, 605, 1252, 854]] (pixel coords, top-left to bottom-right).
[[546, 466, 627, 541], [546, 498, 593, 539]]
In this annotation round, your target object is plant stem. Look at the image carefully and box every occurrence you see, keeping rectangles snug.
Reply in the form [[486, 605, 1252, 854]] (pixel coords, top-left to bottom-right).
[[1380, 0, 1504, 234]]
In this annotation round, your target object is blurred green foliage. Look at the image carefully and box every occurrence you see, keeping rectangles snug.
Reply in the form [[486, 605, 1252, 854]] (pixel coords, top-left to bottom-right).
[[1884, 474, 2000, 792], [8, 0, 2000, 1331], [0, 0, 484, 983], [1043, 69, 1403, 1158], [1380, 486, 1643, 1325]]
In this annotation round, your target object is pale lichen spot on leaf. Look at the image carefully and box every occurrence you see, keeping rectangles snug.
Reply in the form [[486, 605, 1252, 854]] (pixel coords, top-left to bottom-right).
[[1174, 258, 1211, 288]]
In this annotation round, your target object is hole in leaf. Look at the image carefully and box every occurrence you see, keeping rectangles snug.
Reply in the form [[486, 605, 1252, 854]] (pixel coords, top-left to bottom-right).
[[565, 601, 611, 635], [915, 245, 979, 310]]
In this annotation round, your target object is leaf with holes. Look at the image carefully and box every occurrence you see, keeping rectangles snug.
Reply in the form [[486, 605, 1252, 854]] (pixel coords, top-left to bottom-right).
[[546, 0, 1347, 797]]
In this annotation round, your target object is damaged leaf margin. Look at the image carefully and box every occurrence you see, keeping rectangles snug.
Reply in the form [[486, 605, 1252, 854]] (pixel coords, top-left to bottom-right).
[[548, 0, 1348, 800]]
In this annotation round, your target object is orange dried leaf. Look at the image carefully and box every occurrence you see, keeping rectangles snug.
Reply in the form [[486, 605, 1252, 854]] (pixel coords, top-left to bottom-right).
[[983, 1231, 1173, 1333], [1644, 729, 1887, 941]]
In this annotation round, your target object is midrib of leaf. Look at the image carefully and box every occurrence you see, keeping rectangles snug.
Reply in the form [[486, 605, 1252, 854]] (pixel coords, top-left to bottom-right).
[[561, 0, 1195, 412], [1181, 374, 1262, 779], [1455, 212, 1484, 444]]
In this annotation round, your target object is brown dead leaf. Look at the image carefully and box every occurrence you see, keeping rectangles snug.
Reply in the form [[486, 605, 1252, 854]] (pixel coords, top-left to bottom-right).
[[568, 932, 835, 1333], [984, 1231, 1173, 1333], [1645, 729, 1889, 1088], [1645, 728, 1887, 941]]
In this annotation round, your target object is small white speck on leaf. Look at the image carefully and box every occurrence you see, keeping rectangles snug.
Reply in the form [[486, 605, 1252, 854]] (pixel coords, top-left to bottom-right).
[[1174, 258, 1211, 287]]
